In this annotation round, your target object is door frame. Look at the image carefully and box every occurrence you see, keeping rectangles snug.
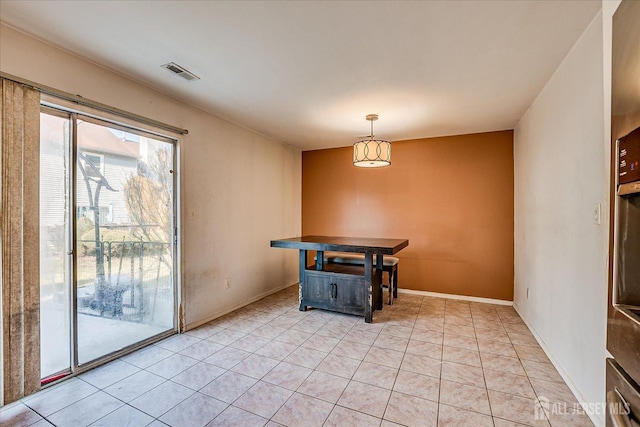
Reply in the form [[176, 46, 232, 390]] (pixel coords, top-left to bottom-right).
[[39, 102, 181, 383]]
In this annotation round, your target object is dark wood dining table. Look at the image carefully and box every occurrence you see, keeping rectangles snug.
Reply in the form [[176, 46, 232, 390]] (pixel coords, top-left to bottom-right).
[[270, 235, 409, 323]]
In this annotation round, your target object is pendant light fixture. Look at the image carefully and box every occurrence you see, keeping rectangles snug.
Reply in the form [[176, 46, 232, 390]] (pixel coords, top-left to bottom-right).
[[353, 114, 391, 168]]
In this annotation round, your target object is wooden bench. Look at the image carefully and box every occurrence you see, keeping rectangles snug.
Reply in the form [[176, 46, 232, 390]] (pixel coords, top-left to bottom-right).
[[317, 252, 399, 305]]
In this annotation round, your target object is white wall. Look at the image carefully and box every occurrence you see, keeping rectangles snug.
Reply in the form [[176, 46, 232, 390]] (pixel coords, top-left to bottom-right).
[[0, 23, 301, 328], [514, 10, 608, 426]]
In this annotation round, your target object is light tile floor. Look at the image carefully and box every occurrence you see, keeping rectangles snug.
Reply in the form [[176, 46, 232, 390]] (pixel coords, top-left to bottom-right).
[[1, 285, 595, 427]]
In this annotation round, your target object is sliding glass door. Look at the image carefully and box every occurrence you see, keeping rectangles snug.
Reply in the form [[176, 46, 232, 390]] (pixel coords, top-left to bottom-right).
[[40, 107, 177, 379]]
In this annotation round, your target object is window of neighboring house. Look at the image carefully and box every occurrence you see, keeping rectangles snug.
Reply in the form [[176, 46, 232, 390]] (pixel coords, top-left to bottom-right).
[[83, 152, 104, 178], [77, 204, 113, 223]]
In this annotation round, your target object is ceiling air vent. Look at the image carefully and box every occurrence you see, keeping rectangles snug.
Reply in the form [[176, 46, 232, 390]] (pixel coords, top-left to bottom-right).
[[161, 62, 200, 81]]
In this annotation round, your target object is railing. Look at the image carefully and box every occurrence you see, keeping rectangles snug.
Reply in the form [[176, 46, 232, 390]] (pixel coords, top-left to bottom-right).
[[77, 239, 172, 323]]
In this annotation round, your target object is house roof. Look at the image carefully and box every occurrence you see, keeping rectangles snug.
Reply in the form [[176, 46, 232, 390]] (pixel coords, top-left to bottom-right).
[[40, 113, 140, 158], [78, 121, 140, 158]]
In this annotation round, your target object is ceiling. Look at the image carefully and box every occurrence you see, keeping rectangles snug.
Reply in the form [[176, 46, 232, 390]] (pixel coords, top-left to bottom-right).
[[0, 0, 601, 150]]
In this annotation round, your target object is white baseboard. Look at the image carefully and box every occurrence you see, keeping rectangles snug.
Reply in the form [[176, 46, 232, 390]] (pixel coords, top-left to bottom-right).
[[397, 288, 513, 306], [512, 303, 604, 427], [185, 284, 513, 331], [184, 281, 298, 331]]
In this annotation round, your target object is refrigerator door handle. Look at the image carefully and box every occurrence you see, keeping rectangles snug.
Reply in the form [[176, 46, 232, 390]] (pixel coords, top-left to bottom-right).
[[607, 389, 633, 427]]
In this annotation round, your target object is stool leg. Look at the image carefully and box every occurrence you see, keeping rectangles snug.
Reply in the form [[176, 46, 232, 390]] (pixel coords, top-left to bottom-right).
[[388, 271, 393, 305], [393, 267, 398, 298]]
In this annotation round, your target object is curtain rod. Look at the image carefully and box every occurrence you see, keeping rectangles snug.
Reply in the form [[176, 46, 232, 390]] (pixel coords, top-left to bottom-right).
[[0, 72, 188, 135]]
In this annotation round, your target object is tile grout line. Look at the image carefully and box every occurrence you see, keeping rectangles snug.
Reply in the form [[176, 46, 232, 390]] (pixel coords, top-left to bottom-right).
[[9, 286, 587, 427]]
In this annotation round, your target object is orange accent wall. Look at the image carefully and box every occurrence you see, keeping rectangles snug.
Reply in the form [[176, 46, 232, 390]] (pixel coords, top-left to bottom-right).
[[302, 130, 514, 301]]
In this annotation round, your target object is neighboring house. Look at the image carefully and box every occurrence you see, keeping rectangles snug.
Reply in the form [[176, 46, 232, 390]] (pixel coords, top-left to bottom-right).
[[40, 113, 141, 232], [76, 119, 140, 227]]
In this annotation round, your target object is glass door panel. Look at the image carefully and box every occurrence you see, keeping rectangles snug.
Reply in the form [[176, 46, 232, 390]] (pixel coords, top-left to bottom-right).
[[39, 110, 72, 379], [75, 118, 175, 364]]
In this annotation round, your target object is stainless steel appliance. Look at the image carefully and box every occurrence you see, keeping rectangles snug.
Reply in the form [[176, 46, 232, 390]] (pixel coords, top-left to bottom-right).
[[608, 3, 640, 426], [609, 127, 640, 426]]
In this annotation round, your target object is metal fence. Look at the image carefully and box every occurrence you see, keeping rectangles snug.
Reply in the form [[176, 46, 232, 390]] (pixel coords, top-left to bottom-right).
[[77, 240, 173, 325]]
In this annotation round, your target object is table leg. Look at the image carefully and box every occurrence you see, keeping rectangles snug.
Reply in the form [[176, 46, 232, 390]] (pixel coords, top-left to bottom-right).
[[299, 249, 307, 312], [364, 252, 373, 323], [376, 254, 383, 310], [316, 250, 324, 270]]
